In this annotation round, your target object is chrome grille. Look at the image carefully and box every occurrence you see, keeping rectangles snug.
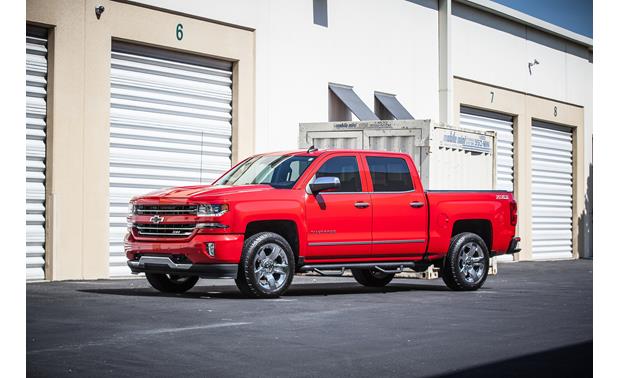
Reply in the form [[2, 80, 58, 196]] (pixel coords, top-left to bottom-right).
[[135, 205, 198, 215], [135, 223, 196, 237]]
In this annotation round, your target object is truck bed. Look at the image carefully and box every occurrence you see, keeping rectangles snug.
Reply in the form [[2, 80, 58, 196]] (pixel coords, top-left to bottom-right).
[[424, 190, 515, 260]]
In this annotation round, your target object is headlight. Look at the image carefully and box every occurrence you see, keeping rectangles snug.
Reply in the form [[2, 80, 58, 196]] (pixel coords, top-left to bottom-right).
[[197, 204, 229, 217], [128, 202, 135, 215]]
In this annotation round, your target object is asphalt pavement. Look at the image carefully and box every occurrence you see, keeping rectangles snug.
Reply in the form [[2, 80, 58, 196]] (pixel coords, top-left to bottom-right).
[[27, 260, 592, 377]]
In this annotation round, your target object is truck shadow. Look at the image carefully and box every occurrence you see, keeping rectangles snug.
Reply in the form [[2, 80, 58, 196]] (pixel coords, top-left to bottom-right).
[[428, 340, 592, 378], [78, 281, 452, 300]]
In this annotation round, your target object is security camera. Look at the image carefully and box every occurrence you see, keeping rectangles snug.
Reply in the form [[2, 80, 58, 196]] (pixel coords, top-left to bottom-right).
[[95, 5, 105, 20]]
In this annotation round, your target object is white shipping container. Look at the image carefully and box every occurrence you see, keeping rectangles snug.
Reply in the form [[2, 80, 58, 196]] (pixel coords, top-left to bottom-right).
[[299, 120, 497, 190]]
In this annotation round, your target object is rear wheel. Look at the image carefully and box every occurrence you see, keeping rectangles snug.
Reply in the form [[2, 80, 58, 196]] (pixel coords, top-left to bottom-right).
[[351, 268, 395, 287], [441, 232, 489, 291], [145, 273, 199, 293]]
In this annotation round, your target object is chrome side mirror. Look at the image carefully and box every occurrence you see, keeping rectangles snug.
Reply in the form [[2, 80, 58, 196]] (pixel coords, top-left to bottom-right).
[[308, 177, 341, 194]]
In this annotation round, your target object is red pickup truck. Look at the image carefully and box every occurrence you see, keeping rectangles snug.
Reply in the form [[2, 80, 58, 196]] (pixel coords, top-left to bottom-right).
[[125, 149, 520, 298]]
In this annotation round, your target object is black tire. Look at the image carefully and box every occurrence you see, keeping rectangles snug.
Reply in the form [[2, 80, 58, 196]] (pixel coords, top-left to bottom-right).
[[145, 273, 199, 293], [235, 232, 295, 298], [351, 268, 395, 287], [441, 232, 490, 291]]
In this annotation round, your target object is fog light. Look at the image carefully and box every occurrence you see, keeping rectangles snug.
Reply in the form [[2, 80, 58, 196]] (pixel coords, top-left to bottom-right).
[[206, 242, 216, 257]]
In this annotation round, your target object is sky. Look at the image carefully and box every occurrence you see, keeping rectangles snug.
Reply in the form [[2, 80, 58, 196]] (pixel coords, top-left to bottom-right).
[[491, 0, 593, 37]]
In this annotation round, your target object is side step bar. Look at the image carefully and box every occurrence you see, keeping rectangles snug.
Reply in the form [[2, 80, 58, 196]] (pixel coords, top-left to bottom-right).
[[299, 261, 416, 275]]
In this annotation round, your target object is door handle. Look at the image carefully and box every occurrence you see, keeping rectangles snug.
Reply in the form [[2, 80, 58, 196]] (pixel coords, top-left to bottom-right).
[[409, 201, 424, 208], [354, 202, 370, 209]]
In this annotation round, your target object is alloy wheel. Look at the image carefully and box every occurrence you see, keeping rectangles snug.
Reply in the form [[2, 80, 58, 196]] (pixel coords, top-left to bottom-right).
[[457, 242, 486, 284], [253, 243, 290, 292]]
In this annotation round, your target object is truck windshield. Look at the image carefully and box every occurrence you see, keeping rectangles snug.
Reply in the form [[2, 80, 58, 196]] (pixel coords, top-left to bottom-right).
[[213, 155, 315, 189]]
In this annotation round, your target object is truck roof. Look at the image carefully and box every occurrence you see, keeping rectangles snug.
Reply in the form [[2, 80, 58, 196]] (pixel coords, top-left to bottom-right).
[[257, 148, 411, 158]]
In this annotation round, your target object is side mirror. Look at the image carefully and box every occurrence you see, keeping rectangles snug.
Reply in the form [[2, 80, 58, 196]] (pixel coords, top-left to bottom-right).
[[309, 177, 341, 194]]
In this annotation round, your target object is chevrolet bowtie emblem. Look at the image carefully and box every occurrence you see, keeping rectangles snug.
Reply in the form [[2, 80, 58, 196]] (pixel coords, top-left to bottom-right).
[[150, 215, 164, 224]]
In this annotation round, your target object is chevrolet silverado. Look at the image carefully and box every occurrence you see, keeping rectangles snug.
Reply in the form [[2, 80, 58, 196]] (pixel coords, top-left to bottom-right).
[[125, 148, 520, 298]]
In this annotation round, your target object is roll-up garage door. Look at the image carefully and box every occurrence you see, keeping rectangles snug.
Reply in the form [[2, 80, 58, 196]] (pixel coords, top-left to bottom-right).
[[26, 27, 48, 280], [109, 42, 233, 276], [460, 107, 514, 191], [460, 107, 514, 262], [531, 121, 574, 260]]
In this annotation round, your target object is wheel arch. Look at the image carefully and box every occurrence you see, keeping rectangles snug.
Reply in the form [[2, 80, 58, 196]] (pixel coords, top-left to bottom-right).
[[244, 220, 300, 264], [451, 219, 493, 252]]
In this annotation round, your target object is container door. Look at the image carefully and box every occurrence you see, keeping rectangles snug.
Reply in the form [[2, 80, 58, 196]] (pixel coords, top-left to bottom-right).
[[304, 155, 372, 260], [364, 155, 427, 258], [109, 42, 233, 276], [531, 121, 574, 260], [26, 26, 48, 280], [304, 131, 363, 150], [366, 129, 423, 169]]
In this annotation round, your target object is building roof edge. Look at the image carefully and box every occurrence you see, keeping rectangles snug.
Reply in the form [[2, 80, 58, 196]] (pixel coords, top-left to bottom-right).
[[455, 0, 593, 49]]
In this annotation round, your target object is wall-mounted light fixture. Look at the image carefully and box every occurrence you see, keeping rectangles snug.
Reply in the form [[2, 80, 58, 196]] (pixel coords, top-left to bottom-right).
[[95, 5, 105, 20], [528, 59, 540, 75]]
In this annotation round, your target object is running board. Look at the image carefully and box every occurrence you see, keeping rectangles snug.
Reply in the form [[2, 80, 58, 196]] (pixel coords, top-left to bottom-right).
[[313, 268, 345, 277], [374, 265, 407, 274], [299, 261, 415, 273]]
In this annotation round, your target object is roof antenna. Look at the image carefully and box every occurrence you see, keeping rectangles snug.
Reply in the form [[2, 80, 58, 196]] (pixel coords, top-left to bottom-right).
[[307, 145, 318, 153]]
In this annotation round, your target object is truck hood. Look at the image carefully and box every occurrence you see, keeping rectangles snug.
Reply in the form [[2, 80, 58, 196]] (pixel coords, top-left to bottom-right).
[[135, 184, 276, 202]]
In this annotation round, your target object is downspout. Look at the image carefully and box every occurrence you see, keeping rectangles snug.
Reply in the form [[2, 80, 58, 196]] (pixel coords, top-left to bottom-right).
[[438, 0, 453, 126]]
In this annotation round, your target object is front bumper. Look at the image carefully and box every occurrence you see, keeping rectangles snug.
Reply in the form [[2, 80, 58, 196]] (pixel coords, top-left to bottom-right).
[[127, 256, 238, 278], [125, 233, 245, 264], [505, 237, 522, 255]]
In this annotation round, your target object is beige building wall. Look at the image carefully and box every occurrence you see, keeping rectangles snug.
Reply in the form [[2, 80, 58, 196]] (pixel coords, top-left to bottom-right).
[[27, 0, 255, 280], [454, 77, 584, 261]]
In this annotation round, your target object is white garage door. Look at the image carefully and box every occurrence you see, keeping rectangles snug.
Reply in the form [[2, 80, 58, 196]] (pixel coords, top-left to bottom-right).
[[460, 107, 514, 191], [109, 42, 233, 276], [531, 121, 574, 260], [26, 27, 48, 280], [460, 107, 514, 261]]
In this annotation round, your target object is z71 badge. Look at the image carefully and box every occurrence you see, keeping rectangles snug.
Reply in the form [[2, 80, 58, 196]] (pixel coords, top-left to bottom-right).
[[496, 194, 510, 200]]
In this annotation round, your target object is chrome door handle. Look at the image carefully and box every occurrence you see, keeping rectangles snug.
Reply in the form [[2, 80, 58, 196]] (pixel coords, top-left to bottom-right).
[[409, 202, 424, 208], [354, 202, 370, 209]]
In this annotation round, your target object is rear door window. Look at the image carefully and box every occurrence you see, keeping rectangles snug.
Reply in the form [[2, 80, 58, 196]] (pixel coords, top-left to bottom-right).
[[315, 156, 362, 192], [366, 156, 414, 192]]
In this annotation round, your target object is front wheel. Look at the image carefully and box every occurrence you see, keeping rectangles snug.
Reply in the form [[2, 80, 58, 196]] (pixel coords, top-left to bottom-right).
[[235, 232, 295, 298], [145, 273, 199, 293], [441, 232, 490, 291], [351, 268, 395, 287]]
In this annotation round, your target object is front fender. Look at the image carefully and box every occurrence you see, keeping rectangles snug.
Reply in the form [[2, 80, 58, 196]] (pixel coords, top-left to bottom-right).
[[231, 199, 308, 255]]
